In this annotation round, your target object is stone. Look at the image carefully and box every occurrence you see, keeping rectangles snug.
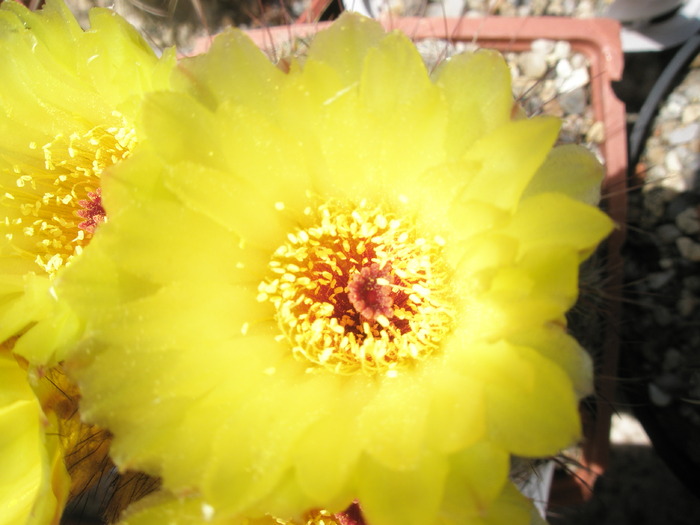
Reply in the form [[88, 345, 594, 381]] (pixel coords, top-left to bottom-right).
[[649, 383, 673, 407], [683, 275, 700, 292], [655, 223, 682, 243], [643, 188, 668, 219], [570, 52, 587, 69], [553, 40, 572, 60], [677, 236, 700, 261], [647, 270, 675, 290], [663, 348, 684, 371], [667, 192, 700, 218], [683, 104, 700, 125], [559, 86, 587, 115], [518, 51, 548, 79], [555, 57, 572, 79], [678, 291, 698, 317], [661, 172, 690, 193], [676, 206, 700, 234], [668, 123, 700, 145], [652, 305, 673, 326], [585, 121, 605, 143], [559, 67, 590, 93], [665, 150, 683, 172], [645, 164, 667, 184], [661, 99, 684, 120], [531, 38, 555, 56], [656, 372, 686, 391], [539, 81, 557, 104], [659, 257, 675, 269]]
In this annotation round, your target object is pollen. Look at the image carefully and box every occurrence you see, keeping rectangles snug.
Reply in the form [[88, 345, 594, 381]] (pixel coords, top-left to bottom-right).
[[1, 118, 135, 277], [258, 202, 455, 376]]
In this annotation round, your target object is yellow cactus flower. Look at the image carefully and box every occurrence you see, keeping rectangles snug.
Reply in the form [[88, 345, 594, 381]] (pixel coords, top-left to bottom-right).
[[57, 13, 613, 525], [0, 0, 176, 364], [0, 348, 70, 525]]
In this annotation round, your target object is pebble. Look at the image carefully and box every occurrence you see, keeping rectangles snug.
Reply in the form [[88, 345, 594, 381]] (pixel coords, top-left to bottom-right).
[[683, 104, 700, 124], [662, 172, 690, 193], [659, 257, 675, 269], [662, 94, 686, 119], [552, 41, 572, 61], [655, 373, 686, 392], [643, 188, 668, 220], [645, 145, 665, 168], [647, 270, 675, 290], [656, 223, 682, 243], [653, 304, 673, 326], [585, 121, 605, 143], [531, 38, 555, 57], [555, 57, 573, 79], [678, 290, 698, 317], [665, 150, 683, 172], [663, 348, 684, 372], [559, 67, 590, 93], [683, 276, 700, 292], [677, 237, 700, 261], [668, 123, 700, 146], [518, 51, 548, 78], [559, 87, 587, 114], [649, 383, 673, 407], [676, 207, 700, 234]]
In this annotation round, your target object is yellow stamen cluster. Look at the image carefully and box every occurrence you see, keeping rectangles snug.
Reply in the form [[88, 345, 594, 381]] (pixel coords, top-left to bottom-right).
[[1, 114, 135, 276], [258, 202, 454, 376], [260, 509, 345, 525]]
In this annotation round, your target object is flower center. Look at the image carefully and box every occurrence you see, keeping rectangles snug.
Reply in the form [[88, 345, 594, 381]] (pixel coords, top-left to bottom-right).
[[258, 203, 455, 376], [347, 262, 394, 322], [76, 188, 106, 234], [0, 120, 134, 276]]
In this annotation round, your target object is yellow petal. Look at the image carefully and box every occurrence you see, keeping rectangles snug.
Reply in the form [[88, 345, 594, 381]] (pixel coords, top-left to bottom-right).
[[176, 28, 284, 112], [357, 452, 448, 525], [293, 376, 374, 504], [96, 184, 271, 286], [434, 49, 514, 157], [453, 232, 519, 294], [141, 91, 223, 169], [0, 352, 69, 525], [522, 144, 605, 206], [359, 31, 434, 114], [156, 161, 289, 251], [424, 353, 487, 453], [441, 442, 509, 522], [357, 371, 431, 470], [306, 12, 385, 86], [202, 367, 338, 515], [481, 482, 541, 525], [0, 274, 53, 344], [507, 325, 594, 399], [459, 341, 581, 456], [515, 245, 580, 311], [11, 298, 81, 365], [505, 192, 614, 260], [459, 117, 561, 211], [448, 199, 511, 242]]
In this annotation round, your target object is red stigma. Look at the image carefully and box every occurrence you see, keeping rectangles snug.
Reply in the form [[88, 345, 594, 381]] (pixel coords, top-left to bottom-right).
[[347, 263, 394, 321], [76, 188, 106, 234]]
